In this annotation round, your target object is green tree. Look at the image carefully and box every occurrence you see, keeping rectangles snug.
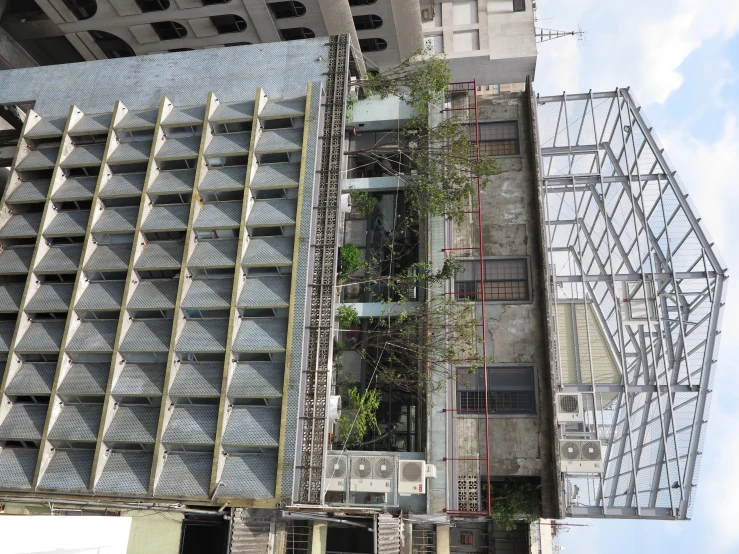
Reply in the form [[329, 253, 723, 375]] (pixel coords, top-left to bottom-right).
[[490, 480, 540, 531], [337, 386, 382, 448]]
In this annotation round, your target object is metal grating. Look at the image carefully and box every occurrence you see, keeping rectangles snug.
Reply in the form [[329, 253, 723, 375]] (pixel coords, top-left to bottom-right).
[[232, 318, 288, 352], [112, 363, 166, 395], [44, 210, 89, 236], [181, 278, 233, 309], [0, 448, 37, 489], [254, 129, 303, 153], [15, 321, 65, 353], [7, 181, 48, 203], [0, 404, 47, 440], [96, 451, 152, 495], [6, 363, 56, 395], [92, 206, 139, 233], [220, 455, 277, 499], [297, 36, 347, 504], [241, 236, 293, 267], [228, 362, 283, 398], [77, 281, 125, 310], [99, 173, 146, 198], [141, 204, 190, 231], [0, 283, 24, 311], [58, 363, 110, 395], [155, 452, 212, 497], [199, 166, 246, 192], [250, 163, 301, 189], [0, 213, 42, 237], [193, 202, 242, 229], [170, 362, 222, 397], [48, 404, 103, 442], [66, 320, 118, 352], [0, 246, 34, 273], [85, 244, 132, 271], [25, 284, 73, 312], [222, 406, 280, 446], [107, 141, 152, 164], [52, 176, 98, 201], [128, 280, 178, 309], [238, 276, 291, 308], [247, 199, 297, 227], [35, 245, 83, 273], [162, 405, 218, 444], [119, 320, 173, 352], [38, 449, 94, 491], [149, 169, 196, 195], [188, 238, 238, 267], [104, 406, 160, 443], [135, 241, 184, 269]]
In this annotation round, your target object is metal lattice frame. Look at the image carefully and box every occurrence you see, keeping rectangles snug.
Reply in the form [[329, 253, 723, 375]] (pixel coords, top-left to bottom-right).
[[537, 89, 727, 520], [296, 35, 348, 504]]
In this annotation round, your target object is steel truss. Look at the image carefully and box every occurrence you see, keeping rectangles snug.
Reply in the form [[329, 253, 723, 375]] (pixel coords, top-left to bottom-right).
[[536, 89, 727, 520]]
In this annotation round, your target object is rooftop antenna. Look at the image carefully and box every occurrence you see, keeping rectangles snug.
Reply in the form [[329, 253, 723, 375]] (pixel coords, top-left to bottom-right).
[[536, 25, 585, 43]]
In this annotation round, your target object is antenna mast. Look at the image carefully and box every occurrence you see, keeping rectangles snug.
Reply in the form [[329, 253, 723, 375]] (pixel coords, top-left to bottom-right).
[[536, 26, 585, 43]]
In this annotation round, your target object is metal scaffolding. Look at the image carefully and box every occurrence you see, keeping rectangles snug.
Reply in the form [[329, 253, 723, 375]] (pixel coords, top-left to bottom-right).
[[536, 88, 727, 519]]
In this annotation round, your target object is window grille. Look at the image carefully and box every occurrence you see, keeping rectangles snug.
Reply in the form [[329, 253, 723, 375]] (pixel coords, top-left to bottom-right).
[[454, 258, 529, 301], [457, 366, 536, 415]]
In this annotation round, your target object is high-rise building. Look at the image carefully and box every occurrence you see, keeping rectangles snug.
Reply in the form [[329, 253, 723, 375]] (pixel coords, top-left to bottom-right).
[[0, 0, 536, 84]]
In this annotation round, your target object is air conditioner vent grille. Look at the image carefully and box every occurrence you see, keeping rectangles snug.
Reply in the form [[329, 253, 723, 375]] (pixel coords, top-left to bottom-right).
[[580, 441, 601, 461], [374, 457, 394, 479], [401, 461, 423, 482], [559, 394, 579, 413], [352, 456, 373, 479], [326, 455, 346, 478], [561, 441, 581, 460]]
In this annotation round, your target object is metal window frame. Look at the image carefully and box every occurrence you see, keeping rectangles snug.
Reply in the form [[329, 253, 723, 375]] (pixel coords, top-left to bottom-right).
[[456, 364, 537, 416], [453, 256, 531, 303], [151, 21, 188, 41]]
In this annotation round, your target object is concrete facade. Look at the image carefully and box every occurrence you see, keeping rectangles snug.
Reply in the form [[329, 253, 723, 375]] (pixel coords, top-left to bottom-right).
[[420, 0, 536, 83]]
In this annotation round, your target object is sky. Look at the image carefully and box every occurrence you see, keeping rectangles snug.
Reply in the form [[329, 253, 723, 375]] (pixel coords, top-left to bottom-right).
[[533, 0, 739, 552]]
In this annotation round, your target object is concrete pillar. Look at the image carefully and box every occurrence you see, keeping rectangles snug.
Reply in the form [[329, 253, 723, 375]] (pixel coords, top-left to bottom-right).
[[311, 521, 327, 554], [435, 524, 450, 554]]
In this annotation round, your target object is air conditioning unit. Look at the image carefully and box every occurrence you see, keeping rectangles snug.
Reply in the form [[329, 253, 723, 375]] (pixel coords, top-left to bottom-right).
[[398, 460, 426, 496], [556, 393, 583, 424], [559, 439, 604, 473], [350, 455, 395, 493], [325, 454, 348, 492]]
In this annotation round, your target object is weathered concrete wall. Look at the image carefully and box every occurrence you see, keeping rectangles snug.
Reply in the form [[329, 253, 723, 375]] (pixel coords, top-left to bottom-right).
[[452, 91, 556, 515]]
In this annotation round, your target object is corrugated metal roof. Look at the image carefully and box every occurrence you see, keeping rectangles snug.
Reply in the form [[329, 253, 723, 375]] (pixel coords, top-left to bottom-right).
[[0, 213, 42, 238], [193, 202, 242, 229], [66, 320, 118, 352], [199, 166, 246, 192], [155, 452, 211, 498], [181, 278, 233, 309], [108, 141, 152, 164], [35, 244, 83, 273], [188, 238, 237, 268], [119, 320, 173, 352], [99, 173, 146, 198], [116, 108, 158, 130], [222, 407, 280, 446], [238, 276, 290, 308], [149, 169, 195, 195], [58, 363, 110, 395], [92, 206, 139, 233], [48, 404, 102, 441], [162, 405, 217, 444], [254, 129, 303, 153], [0, 246, 34, 273], [0, 283, 24, 311], [25, 283, 73, 312], [156, 136, 200, 159], [52, 176, 97, 201], [0, 404, 47, 440], [85, 243, 132, 271], [44, 210, 89, 236], [228, 362, 283, 398], [247, 199, 296, 227], [220, 455, 276, 499], [0, 320, 16, 351], [128, 280, 178, 309], [242, 236, 293, 266], [163, 106, 205, 126], [16, 148, 58, 170], [112, 363, 165, 395], [6, 363, 56, 395], [7, 181, 49, 203], [210, 101, 254, 122], [141, 204, 190, 231], [15, 320, 66, 353], [170, 362, 222, 397], [232, 318, 287, 352], [26, 116, 66, 137], [70, 113, 111, 134], [96, 451, 152, 495], [77, 281, 125, 310], [61, 144, 105, 167], [250, 163, 300, 189], [205, 133, 250, 156], [261, 98, 305, 118], [0, 448, 36, 489], [135, 241, 184, 269], [104, 405, 159, 442], [38, 449, 93, 491], [176, 319, 228, 352]]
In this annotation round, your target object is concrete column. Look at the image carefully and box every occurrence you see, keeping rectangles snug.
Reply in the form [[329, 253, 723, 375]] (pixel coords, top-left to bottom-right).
[[311, 521, 327, 554], [435, 524, 450, 554]]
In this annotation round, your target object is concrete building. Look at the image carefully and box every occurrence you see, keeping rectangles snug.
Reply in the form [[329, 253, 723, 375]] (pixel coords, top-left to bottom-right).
[[0, 0, 536, 84], [421, 0, 537, 83], [0, 38, 351, 528]]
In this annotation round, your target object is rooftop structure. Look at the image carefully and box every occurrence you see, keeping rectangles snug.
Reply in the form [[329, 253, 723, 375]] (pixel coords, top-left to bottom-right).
[[536, 89, 727, 519]]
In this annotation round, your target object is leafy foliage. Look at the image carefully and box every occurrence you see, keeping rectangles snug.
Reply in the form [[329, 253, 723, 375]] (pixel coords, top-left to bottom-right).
[[337, 304, 361, 328], [338, 243, 364, 275], [490, 480, 540, 531], [337, 386, 381, 447], [348, 187, 380, 218]]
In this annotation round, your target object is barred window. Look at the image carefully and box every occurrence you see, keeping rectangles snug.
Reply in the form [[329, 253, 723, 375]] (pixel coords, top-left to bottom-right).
[[454, 258, 529, 301], [458, 366, 535, 415], [468, 121, 520, 157]]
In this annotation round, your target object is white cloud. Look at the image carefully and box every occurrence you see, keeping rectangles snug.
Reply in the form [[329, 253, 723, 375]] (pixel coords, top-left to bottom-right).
[[534, 0, 739, 105]]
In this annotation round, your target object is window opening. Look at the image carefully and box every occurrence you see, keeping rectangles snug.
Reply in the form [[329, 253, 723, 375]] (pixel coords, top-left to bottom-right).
[[353, 15, 383, 30], [151, 21, 188, 41], [359, 38, 387, 52], [269, 1, 306, 18], [457, 366, 536, 415], [454, 258, 529, 301], [280, 27, 315, 40], [210, 14, 247, 34], [471, 121, 520, 156], [135, 0, 170, 12]]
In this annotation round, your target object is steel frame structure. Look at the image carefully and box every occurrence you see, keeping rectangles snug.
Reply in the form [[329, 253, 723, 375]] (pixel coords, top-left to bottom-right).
[[536, 88, 727, 519], [440, 80, 492, 516]]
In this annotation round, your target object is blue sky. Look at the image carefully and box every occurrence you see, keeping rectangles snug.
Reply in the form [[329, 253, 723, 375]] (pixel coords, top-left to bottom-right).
[[533, 1, 739, 552]]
